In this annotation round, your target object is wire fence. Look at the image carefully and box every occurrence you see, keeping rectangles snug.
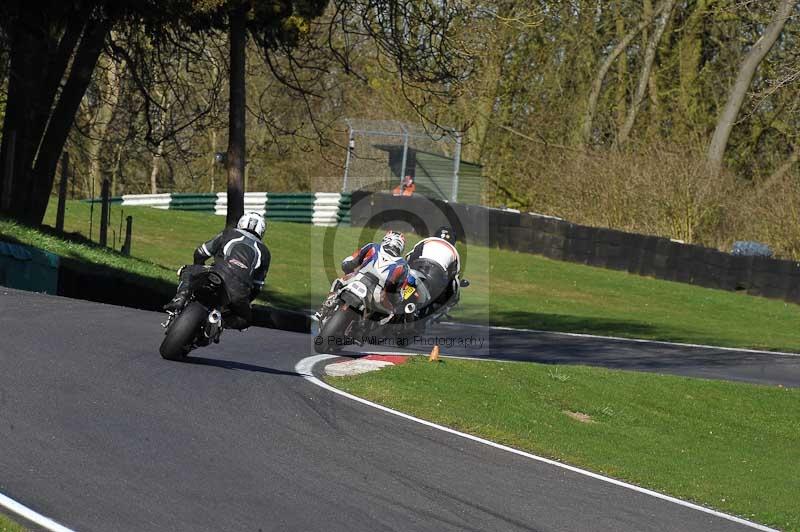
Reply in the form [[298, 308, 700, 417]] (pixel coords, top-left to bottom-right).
[[332, 119, 481, 204]]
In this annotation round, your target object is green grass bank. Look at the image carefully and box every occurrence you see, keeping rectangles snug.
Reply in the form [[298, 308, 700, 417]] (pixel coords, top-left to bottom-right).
[[0, 512, 26, 532], [328, 357, 800, 531], [0, 198, 797, 350]]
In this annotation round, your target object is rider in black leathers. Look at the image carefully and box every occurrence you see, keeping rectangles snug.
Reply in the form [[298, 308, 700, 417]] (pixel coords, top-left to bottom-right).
[[164, 212, 270, 330], [406, 226, 462, 320]]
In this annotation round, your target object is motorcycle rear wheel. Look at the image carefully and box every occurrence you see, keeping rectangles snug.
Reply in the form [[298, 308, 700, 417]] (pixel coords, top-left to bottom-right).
[[315, 306, 357, 354], [160, 302, 207, 361]]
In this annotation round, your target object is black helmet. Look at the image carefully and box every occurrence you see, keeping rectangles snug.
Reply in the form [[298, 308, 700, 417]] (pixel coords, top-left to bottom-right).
[[434, 226, 456, 244]]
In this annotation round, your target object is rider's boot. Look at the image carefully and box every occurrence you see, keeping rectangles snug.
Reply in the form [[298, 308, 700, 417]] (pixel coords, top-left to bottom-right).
[[222, 314, 249, 331], [164, 266, 192, 312], [163, 288, 189, 311]]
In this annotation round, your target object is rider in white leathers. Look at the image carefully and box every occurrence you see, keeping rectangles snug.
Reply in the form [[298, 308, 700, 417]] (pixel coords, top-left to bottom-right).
[[338, 230, 411, 315]]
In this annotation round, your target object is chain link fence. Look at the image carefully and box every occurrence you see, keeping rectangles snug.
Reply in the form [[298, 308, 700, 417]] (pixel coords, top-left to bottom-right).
[[335, 119, 482, 204]]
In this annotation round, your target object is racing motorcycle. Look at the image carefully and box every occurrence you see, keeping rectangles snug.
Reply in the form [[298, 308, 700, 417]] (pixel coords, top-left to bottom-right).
[[159, 268, 227, 361], [403, 273, 470, 333], [314, 269, 418, 354]]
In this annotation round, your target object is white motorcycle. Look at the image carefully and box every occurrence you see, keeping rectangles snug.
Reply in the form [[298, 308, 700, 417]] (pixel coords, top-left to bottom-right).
[[313, 265, 417, 354]]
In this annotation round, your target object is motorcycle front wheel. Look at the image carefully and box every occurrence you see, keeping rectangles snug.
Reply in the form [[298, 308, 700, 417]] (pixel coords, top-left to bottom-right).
[[160, 302, 207, 361], [314, 306, 357, 354]]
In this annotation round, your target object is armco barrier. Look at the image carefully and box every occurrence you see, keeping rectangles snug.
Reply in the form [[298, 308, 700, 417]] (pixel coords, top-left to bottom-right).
[[121, 193, 171, 208], [265, 193, 314, 223], [170, 193, 217, 212], [313, 193, 343, 226], [215, 192, 268, 216], [88, 192, 351, 226], [349, 192, 800, 305], [338, 193, 352, 224]]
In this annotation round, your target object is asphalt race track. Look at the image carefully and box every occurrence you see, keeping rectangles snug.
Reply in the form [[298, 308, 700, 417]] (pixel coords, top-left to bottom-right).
[[0, 288, 788, 531], [398, 322, 800, 388]]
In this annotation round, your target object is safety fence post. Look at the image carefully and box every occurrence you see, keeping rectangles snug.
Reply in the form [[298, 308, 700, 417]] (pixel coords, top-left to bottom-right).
[[56, 152, 69, 232], [99, 179, 110, 247], [121, 216, 133, 256]]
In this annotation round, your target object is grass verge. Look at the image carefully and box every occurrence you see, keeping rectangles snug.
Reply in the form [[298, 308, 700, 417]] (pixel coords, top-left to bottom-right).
[[327, 358, 800, 531], [0, 216, 174, 283], [1, 198, 799, 350], [0, 511, 26, 532]]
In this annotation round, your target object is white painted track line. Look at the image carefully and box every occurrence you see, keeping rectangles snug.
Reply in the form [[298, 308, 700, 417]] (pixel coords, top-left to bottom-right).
[[443, 322, 800, 358], [0, 492, 76, 532], [296, 354, 779, 532]]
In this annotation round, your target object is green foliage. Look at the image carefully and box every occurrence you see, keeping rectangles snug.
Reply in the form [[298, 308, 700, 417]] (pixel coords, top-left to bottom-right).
[[7, 0, 800, 250]]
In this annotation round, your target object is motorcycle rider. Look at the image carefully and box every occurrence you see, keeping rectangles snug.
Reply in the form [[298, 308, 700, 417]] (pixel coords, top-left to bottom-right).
[[406, 226, 462, 320], [163, 212, 270, 330], [337, 230, 411, 315]]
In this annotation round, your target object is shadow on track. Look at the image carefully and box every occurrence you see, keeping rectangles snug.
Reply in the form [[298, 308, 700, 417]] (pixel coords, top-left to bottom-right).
[[488, 309, 662, 338], [182, 356, 301, 377]]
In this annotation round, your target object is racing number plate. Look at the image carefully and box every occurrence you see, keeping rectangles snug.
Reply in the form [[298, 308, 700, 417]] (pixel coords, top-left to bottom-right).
[[349, 281, 368, 299], [402, 285, 416, 300]]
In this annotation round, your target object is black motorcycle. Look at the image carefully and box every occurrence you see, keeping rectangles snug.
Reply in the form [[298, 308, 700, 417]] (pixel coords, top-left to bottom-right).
[[159, 268, 226, 361]]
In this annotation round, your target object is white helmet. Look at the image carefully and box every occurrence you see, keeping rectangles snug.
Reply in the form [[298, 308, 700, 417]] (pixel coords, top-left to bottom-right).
[[237, 212, 266, 239], [381, 231, 405, 257]]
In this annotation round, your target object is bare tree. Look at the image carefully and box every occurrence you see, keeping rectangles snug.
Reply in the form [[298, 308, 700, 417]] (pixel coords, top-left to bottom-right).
[[148, 88, 170, 194], [84, 52, 125, 196], [580, 1, 668, 147], [617, 0, 676, 147], [707, 0, 796, 175]]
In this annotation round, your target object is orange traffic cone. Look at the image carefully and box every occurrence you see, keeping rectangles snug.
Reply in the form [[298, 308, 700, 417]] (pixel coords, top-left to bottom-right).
[[428, 344, 440, 362]]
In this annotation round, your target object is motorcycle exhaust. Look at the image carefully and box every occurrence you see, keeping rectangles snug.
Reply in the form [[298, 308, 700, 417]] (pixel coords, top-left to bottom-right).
[[204, 309, 223, 341]]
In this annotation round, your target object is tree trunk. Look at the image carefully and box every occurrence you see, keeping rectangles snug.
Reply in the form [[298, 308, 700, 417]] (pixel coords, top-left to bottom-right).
[[27, 18, 108, 224], [110, 142, 123, 197], [0, 11, 108, 224], [0, 9, 87, 218], [707, 0, 794, 176], [88, 55, 124, 197], [463, 2, 515, 164], [225, 5, 247, 228], [0, 15, 46, 214], [150, 140, 165, 194], [614, 0, 627, 130], [580, 2, 667, 147], [210, 129, 217, 193], [149, 89, 169, 194], [30, 15, 85, 165], [468, 54, 503, 164], [617, 0, 675, 147], [677, 0, 713, 134], [644, 0, 660, 133]]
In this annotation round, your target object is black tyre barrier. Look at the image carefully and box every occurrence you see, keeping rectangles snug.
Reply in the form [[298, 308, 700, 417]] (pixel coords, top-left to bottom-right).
[[349, 192, 800, 306]]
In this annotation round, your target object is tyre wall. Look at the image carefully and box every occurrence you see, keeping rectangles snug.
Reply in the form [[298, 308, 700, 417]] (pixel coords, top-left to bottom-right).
[[349, 192, 800, 304]]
